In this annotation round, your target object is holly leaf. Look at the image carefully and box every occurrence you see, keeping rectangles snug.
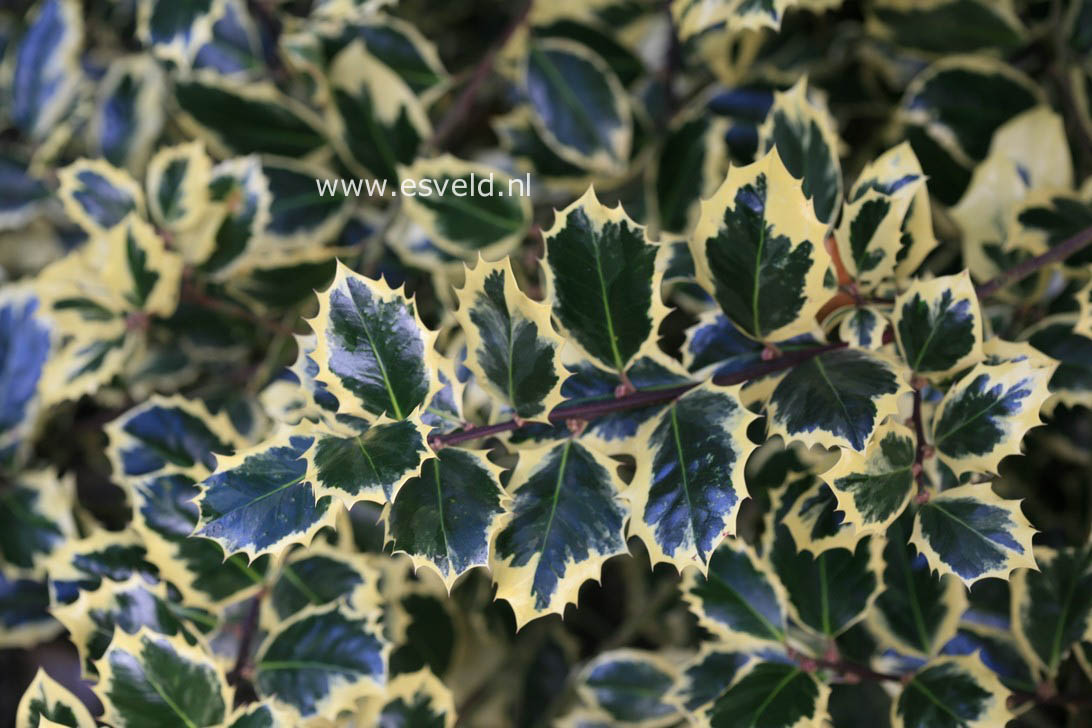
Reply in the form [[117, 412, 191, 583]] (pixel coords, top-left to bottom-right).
[[706, 659, 829, 728], [195, 431, 336, 560], [130, 473, 268, 609], [255, 604, 387, 721], [386, 448, 507, 590], [327, 41, 429, 185], [768, 347, 909, 452], [90, 56, 165, 172], [671, 646, 751, 715], [95, 628, 228, 728], [867, 512, 967, 658], [0, 160, 50, 231], [223, 703, 289, 728], [0, 470, 77, 578], [894, 272, 984, 380], [492, 440, 629, 628], [1011, 545, 1092, 678], [311, 263, 439, 422], [931, 361, 1055, 476], [11, 0, 83, 140], [768, 484, 883, 637], [0, 573, 58, 649], [831, 306, 888, 351], [655, 112, 729, 234], [308, 418, 430, 506], [137, 0, 224, 67], [911, 483, 1036, 586], [175, 73, 327, 158], [848, 141, 936, 280], [834, 185, 912, 290], [399, 156, 531, 260], [690, 148, 831, 341], [891, 655, 1011, 728], [52, 575, 212, 676], [682, 539, 788, 647], [454, 258, 565, 421], [56, 159, 144, 236], [628, 382, 758, 569], [821, 421, 917, 533], [269, 545, 379, 621], [15, 668, 96, 728], [758, 78, 843, 226], [1026, 315, 1092, 413], [577, 650, 679, 727], [356, 670, 456, 728], [782, 478, 866, 555], [542, 188, 667, 373], [525, 39, 632, 176], [672, 0, 795, 38]]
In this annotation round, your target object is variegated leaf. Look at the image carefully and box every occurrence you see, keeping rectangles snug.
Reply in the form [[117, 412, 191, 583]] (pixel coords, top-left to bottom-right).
[[355, 670, 455, 728], [758, 78, 842, 226], [577, 650, 679, 727], [492, 440, 629, 628], [782, 478, 865, 555], [195, 431, 336, 560], [834, 184, 912, 290], [269, 545, 378, 621], [543, 188, 667, 373], [1026, 315, 1092, 413], [849, 142, 936, 280], [706, 659, 829, 728], [175, 73, 327, 158], [768, 481, 883, 637], [682, 538, 788, 646], [1011, 544, 1092, 678], [15, 668, 95, 728], [891, 655, 1011, 728], [0, 573, 59, 649], [931, 361, 1054, 476], [671, 646, 751, 716], [327, 41, 429, 184], [673, 0, 796, 38], [95, 629, 228, 728], [628, 382, 758, 569], [869, 0, 1024, 54], [691, 148, 831, 342], [911, 483, 1036, 585], [0, 471, 78, 578], [56, 159, 144, 236], [768, 347, 909, 452], [821, 421, 916, 533], [11, 0, 82, 140], [89, 56, 166, 172], [454, 258, 565, 421], [145, 141, 219, 264], [386, 448, 506, 590], [831, 306, 888, 350], [399, 157, 531, 261], [53, 575, 212, 675], [867, 512, 967, 658], [311, 263, 438, 422], [0, 160, 50, 232], [308, 419, 430, 506], [137, 0, 225, 67], [894, 272, 984, 380], [525, 39, 632, 176], [255, 604, 387, 721], [655, 112, 728, 234]]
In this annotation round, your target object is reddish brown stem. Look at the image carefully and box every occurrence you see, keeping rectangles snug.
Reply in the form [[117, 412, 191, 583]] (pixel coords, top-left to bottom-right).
[[975, 224, 1092, 298], [428, 342, 846, 449], [427, 0, 534, 151]]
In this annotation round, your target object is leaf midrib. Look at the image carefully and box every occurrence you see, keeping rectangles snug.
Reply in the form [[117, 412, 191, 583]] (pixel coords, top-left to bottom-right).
[[668, 404, 699, 557]]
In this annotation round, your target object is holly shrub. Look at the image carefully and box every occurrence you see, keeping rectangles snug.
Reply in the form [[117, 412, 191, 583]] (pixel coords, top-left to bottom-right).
[[3, 0, 1092, 726]]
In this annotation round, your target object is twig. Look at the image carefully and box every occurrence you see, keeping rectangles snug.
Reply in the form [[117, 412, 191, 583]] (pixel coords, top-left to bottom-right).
[[227, 588, 265, 698], [428, 342, 847, 449], [427, 0, 534, 152], [809, 656, 905, 684], [975, 224, 1092, 299]]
